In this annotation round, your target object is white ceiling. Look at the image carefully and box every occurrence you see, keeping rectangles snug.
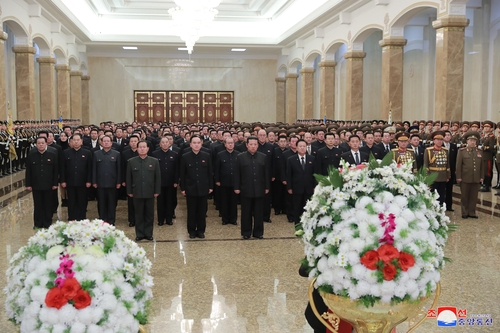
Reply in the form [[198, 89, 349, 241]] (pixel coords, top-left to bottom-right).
[[35, 0, 348, 58]]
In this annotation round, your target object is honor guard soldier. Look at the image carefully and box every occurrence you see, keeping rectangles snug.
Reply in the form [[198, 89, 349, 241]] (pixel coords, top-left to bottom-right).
[[479, 120, 495, 192], [391, 132, 417, 173], [456, 131, 484, 219], [424, 131, 450, 207], [494, 122, 500, 191]]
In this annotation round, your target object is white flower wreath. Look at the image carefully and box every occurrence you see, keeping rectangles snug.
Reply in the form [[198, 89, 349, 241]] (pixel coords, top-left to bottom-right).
[[5, 219, 153, 333], [297, 154, 454, 307]]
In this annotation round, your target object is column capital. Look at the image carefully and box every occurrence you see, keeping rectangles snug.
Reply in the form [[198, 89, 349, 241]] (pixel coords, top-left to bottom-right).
[[432, 16, 469, 30], [275, 77, 286, 83], [285, 73, 299, 79], [55, 64, 71, 71], [0, 32, 8, 41], [344, 51, 366, 60], [318, 61, 337, 68], [12, 45, 36, 54], [70, 70, 83, 77], [379, 37, 407, 48], [81, 75, 90, 81], [300, 67, 315, 74], [36, 56, 57, 64]]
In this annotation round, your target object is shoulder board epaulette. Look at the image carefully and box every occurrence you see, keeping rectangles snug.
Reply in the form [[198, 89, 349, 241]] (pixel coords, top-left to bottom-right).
[[407, 148, 414, 152], [459, 147, 467, 150], [391, 148, 398, 151], [442, 147, 449, 150], [426, 147, 433, 150]]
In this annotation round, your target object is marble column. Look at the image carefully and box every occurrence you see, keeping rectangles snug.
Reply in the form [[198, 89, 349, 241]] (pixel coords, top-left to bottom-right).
[[286, 73, 299, 124], [81, 75, 90, 125], [300, 67, 315, 120], [319, 61, 336, 120], [433, 16, 469, 120], [37, 57, 56, 120], [70, 70, 82, 121], [55, 65, 71, 119], [0, 32, 8, 117], [12, 45, 36, 120], [344, 51, 366, 120], [275, 77, 286, 123], [379, 37, 407, 122]]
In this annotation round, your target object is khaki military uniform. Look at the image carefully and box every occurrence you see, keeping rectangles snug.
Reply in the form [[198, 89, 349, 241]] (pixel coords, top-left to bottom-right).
[[456, 147, 484, 217], [391, 148, 417, 173], [424, 147, 450, 206]]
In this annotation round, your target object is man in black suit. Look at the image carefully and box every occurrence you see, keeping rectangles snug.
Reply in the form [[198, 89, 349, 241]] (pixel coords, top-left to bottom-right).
[[214, 137, 238, 225], [443, 130, 458, 210], [25, 137, 59, 229], [272, 135, 288, 215], [360, 131, 383, 160], [257, 129, 274, 223], [113, 127, 129, 152], [92, 135, 121, 225], [340, 135, 369, 165], [286, 139, 317, 225], [180, 135, 213, 239], [121, 135, 140, 226], [126, 140, 161, 241], [316, 132, 342, 175], [152, 136, 179, 226], [409, 133, 425, 170], [60, 133, 92, 221], [234, 136, 270, 239], [311, 129, 326, 150], [282, 135, 298, 222], [303, 132, 318, 157], [84, 128, 99, 150], [377, 131, 395, 158]]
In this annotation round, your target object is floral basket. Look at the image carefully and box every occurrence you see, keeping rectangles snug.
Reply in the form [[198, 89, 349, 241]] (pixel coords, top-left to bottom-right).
[[296, 154, 454, 307], [5, 219, 153, 333]]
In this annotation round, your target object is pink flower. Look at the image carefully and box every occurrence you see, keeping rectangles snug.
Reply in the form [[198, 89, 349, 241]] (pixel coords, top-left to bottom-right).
[[54, 277, 65, 288]]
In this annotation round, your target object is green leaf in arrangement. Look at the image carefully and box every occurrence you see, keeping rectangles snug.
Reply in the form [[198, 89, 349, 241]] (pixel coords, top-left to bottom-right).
[[368, 152, 379, 170], [314, 173, 331, 186], [380, 150, 394, 167], [328, 166, 344, 189], [424, 171, 438, 186]]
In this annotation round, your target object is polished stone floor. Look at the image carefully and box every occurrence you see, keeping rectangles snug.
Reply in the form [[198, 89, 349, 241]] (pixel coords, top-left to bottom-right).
[[0, 171, 499, 332]]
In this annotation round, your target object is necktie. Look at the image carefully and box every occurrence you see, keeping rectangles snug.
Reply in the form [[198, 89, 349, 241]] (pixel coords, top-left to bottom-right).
[[307, 146, 311, 155], [355, 152, 360, 165], [385, 145, 389, 152], [118, 139, 121, 144], [301, 156, 305, 170]]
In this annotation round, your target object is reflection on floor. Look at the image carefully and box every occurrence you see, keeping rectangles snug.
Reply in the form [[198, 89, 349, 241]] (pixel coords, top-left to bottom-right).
[[0, 172, 498, 333]]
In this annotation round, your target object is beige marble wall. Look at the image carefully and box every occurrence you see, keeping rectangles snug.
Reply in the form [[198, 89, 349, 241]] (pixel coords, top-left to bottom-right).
[[56, 65, 71, 119], [37, 57, 56, 120], [87, 58, 277, 123], [344, 51, 366, 120], [380, 37, 407, 122], [70, 71, 82, 121], [275, 78, 286, 123], [433, 16, 469, 121], [285, 73, 298, 124], [300, 67, 315, 120], [319, 61, 336, 120], [12, 45, 36, 120], [0, 32, 7, 117], [81, 76, 90, 125]]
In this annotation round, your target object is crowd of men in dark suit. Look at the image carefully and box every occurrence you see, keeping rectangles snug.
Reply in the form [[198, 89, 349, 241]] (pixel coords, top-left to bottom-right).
[[21, 118, 497, 238]]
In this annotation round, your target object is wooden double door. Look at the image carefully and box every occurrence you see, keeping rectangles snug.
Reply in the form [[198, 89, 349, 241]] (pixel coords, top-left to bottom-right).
[[134, 91, 234, 123]]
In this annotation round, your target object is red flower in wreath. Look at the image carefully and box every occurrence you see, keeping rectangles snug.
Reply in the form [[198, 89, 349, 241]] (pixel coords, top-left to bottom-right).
[[45, 287, 69, 309], [377, 244, 399, 263], [398, 252, 416, 271], [360, 250, 379, 270]]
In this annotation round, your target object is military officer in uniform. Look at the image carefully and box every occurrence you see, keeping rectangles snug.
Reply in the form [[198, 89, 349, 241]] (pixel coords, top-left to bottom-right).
[[479, 120, 495, 192], [456, 131, 484, 219], [25, 137, 59, 229], [92, 135, 121, 225], [424, 131, 450, 207], [126, 140, 161, 241], [391, 132, 417, 173]]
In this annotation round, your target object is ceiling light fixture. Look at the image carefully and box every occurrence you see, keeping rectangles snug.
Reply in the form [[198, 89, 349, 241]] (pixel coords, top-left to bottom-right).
[[169, 0, 221, 54], [178, 47, 189, 51], [122, 46, 138, 50], [231, 48, 246, 52]]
